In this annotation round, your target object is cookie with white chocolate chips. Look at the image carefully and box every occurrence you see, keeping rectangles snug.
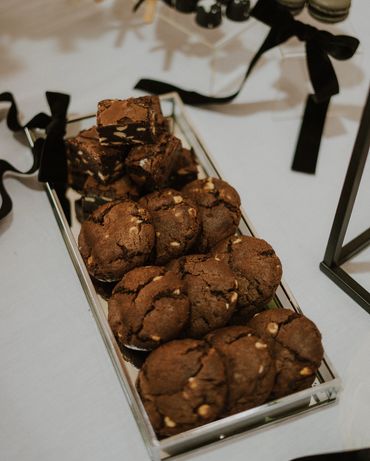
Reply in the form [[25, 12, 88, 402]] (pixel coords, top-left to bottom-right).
[[137, 339, 227, 437], [212, 235, 282, 314], [168, 255, 238, 338], [139, 189, 200, 265], [182, 177, 241, 252], [108, 266, 190, 350], [248, 308, 324, 399], [206, 326, 276, 416], [78, 199, 155, 282]]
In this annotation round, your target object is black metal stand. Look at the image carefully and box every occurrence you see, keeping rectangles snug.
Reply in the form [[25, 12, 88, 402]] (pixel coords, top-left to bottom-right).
[[320, 86, 370, 314]]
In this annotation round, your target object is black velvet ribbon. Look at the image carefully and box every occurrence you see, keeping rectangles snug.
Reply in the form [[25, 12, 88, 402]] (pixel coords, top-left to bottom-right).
[[135, 0, 359, 174], [0, 91, 70, 221]]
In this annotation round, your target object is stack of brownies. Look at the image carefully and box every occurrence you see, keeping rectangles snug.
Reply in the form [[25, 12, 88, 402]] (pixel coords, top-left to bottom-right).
[[65, 95, 324, 438]]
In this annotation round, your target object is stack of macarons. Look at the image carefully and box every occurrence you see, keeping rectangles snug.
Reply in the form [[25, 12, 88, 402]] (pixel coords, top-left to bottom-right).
[[277, 0, 351, 22]]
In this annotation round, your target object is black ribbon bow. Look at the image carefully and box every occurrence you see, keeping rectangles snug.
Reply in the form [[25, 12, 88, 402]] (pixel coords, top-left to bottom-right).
[[0, 91, 70, 220], [135, 0, 359, 174]]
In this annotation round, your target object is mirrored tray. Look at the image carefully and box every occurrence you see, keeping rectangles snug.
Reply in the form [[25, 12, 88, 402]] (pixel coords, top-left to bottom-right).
[[26, 92, 340, 461]]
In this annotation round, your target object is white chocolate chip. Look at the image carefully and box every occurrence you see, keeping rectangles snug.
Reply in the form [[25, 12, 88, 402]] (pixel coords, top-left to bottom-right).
[[116, 125, 127, 131], [173, 195, 183, 204], [77, 150, 83, 156], [98, 171, 109, 181], [214, 256, 221, 261], [188, 208, 196, 217], [136, 127, 146, 131], [129, 226, 139, 234], [156, 231, 161, 237], [139, 158, 148, 167], [150, 335, 161, 341], [173, 289, 181, 295], [152, 276, 163, 282], [113, 131, 127, 138], [267, 322, 279, 336], [188, 377, 197, 389], [258, 365, 264, 374], [233, 238, 242, 244], [225, 303, 230, 310], [230, 292, 238, 303], [255, 341, 268, 349], [204, 178, 215, 191], [197, 404, 211, 417], [170, 241, 181, 247], [164, 416, 176, 428], [300, 367, 313, 376]]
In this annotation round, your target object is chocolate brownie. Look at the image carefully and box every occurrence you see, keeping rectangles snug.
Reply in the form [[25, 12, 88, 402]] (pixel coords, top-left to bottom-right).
[[125, 132, 181, 191], [248, 309, 324, 398], [96, 96, 165, 146], [169, 147, 199, 190], [168, 255, 238, 338], [137, 339, 227, 437], [108, 266, 190, 350], [206, 326, 276, 415], [75, 175, 141, 222], [78, 200, 155, 282], [182, 178, 241, 252], [212, 235, 282, 316], [65, 126, 128, 184], [139, 189, 200, 265]]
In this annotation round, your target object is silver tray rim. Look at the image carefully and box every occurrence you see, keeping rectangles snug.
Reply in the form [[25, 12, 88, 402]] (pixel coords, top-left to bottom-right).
[[25, 91, 341, 461]]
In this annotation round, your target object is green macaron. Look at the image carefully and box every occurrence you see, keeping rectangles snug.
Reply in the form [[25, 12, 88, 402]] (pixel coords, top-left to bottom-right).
[[307, 0, 351, 23]]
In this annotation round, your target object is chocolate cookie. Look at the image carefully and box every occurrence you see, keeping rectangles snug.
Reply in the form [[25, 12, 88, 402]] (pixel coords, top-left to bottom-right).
[[168, 255, 238, 338], [108, 266, 190, 350], [139, 189, 200, 265], [206, 326, 276, 415], [182, 177, 241, 252], [212, 235, 282, 315], [137, 339, 227, 437], [78, 200, 155, 282], [125, 132, 181, 191], [248, 309, 324, 398]]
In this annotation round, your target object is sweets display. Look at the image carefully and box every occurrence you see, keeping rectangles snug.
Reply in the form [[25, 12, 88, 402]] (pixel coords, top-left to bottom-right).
[[67, 95, 324, 439]]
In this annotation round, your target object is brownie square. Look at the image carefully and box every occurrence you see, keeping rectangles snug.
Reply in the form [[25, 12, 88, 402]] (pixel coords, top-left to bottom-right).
[[75, 175, 141, 222], [96, 96, 165, 147], [65, 126, 128, 184], [125, 133, 182, 190]]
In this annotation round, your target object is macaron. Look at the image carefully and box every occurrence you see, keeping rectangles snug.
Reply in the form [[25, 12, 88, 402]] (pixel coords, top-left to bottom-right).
[[307, 0, 351, 23], [276, 0, 306, 15]]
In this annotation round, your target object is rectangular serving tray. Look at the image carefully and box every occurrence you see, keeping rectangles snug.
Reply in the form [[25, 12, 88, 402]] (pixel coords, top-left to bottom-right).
[[26, 92, 340, 461]]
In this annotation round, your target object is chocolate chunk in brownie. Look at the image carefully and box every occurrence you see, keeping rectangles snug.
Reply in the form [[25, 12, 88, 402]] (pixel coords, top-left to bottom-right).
[[139, 189, 200, 265], [108, 266, 190, 350], [212, 235, 282, 314], [67, 167, 87, 193], [206, 326, 276, 415], [78, 200, 155, 282], [168, 255, 238, 338], [75, 175, 141, 222], [169, 147, 199, 190], [248, 309, 324, 399], [125, 133, 181, 191], [65, 126, 128, 184], [96, 96, 165, 146], [137, 339, 227, 437], [182, 178, 241, 252]]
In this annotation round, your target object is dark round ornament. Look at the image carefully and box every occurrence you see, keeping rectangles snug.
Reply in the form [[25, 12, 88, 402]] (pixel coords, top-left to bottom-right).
[[225, 0, 250, 21], [195, 2, 222, 28]]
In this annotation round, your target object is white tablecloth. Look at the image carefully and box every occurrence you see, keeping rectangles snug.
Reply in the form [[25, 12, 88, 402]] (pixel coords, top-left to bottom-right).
[[1, 1, 370, 460]]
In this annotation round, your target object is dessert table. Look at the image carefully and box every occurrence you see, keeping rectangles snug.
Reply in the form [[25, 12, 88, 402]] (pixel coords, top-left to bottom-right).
[[1, 1, 369, 460]]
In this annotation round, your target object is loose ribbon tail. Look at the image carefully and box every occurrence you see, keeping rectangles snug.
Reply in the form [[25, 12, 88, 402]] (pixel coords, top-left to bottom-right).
[[0, 91, 70, 222], [134, 0, 359, 174]]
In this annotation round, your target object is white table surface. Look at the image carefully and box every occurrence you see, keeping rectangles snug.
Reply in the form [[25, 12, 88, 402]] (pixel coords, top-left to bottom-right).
[[1, 1, 370, 460]]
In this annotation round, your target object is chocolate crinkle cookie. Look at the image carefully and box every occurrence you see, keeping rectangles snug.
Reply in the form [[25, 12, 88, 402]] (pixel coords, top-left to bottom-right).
[[212, 235, 282, 316], [248, 309, 324, 399], [139, 189, 200, 265], [206, 326, 276, 416], [168, 255, 238, 338], [137, 339, 227, 437], [78, 200, 155, 282], [108, 266, 190, 350], [182, 177, 241, 252]]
